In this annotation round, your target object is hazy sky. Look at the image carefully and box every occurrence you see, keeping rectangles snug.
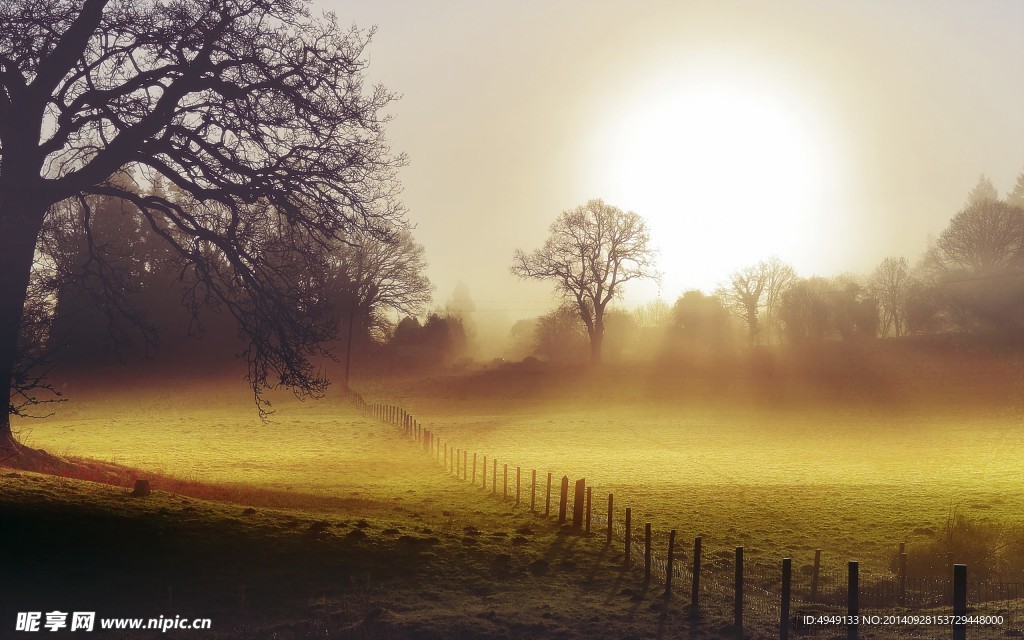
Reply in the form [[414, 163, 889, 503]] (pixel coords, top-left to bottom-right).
[[321, 0, 1024, 336]]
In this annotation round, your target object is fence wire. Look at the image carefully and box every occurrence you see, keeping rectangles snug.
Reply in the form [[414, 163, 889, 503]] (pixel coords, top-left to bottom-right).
[[359, 397, 1023, 639]]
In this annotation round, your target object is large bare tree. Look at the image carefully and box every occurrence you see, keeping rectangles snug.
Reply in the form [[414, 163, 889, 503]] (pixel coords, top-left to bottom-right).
[[511, 199, 657, 364], [0, 0, 406, 454]]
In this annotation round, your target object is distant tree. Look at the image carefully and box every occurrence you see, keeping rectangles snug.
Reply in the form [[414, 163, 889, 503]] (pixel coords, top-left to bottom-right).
[[778, 278, 831, 343], [717, 257, 797, 345], [631, 299, 672, 330], [670, 290, 733, 351], [718, 266, 764, 345], [511, 199, 657, 364], [533, 305, 588, 363], [388, 313, 467, 368], [870, 257, 913, 337], [966, 175, 1000, 207], [930, 200, 1024, 274], [325, 230, 433, 387], [920, 199, 1024, 330], [1, 0, 406, 452], [760, 257, 799, 343], [1008, 169, 1024, 208]]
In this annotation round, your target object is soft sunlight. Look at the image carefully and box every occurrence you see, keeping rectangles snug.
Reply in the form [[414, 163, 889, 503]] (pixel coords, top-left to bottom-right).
[[593, 69, 840, 294]]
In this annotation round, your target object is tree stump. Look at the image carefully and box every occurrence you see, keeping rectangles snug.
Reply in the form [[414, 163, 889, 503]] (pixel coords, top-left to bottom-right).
[[131, 479, 151, 497]]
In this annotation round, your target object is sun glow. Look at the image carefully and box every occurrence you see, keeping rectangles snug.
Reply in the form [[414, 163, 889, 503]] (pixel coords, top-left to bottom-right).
[[589, 67, 842, 296]]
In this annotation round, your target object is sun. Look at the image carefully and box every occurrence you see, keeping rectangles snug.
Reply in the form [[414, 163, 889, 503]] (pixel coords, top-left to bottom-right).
[[588, 69, 840, 296]]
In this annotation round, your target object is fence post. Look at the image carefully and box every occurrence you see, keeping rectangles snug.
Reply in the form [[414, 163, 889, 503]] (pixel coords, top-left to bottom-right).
[[665, 529, 676, 598], [781, 557, 792, 640], [530, 470, 536, 512], [492, 459, 497, 494], [735, 546, 743, 633], [545, 473, 552, 516], [572, 478, 585, 531], [848, 561, 859, 640], [558, 476, 569, 524], [503, 464, 508, 500], [644, 523, 652, 584], [624, 507, 632, 568], [606, 494, 613, 543], [953, 564, 967, 640], [482, 456, 487, 489], [472, 453, 477, 484], [692, 536, 702, 607], [516, 466, 521, 506], [899, 551, 907, 607], [444, 443, 448, 471], [811, 549, 821, 602], [455, 448, 459, 476], [585, 486, 592, 535]]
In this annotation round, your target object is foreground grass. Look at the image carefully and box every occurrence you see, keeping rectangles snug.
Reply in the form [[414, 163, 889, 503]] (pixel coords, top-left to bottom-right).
[[3, 402, 748, 639]]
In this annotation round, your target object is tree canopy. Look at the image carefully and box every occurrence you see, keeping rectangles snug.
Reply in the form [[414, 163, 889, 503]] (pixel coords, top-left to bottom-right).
[[511, 199, 657, 363], [1, 0, 406, 449]]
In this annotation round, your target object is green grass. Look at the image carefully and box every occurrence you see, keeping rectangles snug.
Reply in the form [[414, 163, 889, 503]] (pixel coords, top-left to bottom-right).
[[4, 337, 1022, 637]]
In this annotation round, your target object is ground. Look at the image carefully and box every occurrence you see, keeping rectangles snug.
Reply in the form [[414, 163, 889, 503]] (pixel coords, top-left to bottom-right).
[[2, 334, 1022, 638]]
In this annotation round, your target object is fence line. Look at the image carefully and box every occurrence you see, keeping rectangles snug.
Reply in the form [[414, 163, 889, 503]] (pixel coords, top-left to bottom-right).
[[350, 393, 1021, 639]]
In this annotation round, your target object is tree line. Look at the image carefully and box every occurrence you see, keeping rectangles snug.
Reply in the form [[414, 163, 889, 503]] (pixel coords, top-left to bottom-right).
[[510, 175, 1024, 364]]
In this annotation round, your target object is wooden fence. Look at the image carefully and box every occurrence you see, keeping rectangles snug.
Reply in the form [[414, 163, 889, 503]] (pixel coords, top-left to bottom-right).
[[351, 395, 1021, 639]]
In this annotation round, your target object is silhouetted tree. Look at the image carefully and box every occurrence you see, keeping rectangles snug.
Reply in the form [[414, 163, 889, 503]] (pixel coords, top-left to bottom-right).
[[1, 0, 405, 452], [388, 313, 467, 368], [326, 230, 432, 387], [718, 257, 796, 345], [533, 305, 588, 363], [511, 199, 657, 364], [919, 199, 1024, 330], [870, 257, 912, 337]]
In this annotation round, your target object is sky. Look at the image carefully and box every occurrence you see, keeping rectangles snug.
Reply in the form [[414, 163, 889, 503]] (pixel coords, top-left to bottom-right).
[[319, 0, 1024, 347]]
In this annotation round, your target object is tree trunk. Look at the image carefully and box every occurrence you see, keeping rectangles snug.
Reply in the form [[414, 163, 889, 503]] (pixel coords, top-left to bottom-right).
[[0, 182, 49, 454], [589, 319, 604, 365]]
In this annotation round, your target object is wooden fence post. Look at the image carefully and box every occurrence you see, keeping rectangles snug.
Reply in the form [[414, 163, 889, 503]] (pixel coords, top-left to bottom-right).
[[585, 486, 592, 534], [606, 494, 613, 543], [692, 536, 702, 607], [572, 478, 585, 531], [735, 546, 743, 633], [492, 459, 497, 494], [665, 529, 676, 598], [848, 561, 859, 640], [644, 523, 652, 584], [545, 472, 552, 516], [516, 466, 521, 506], [530, 470, 536, 512], [482, 455, 487, 489], [455, 448, 459, 476], [558, 475, 569, 524], [463, 450, 467, 480], [472, 453, 477, 484], [503, 463, 508, 500], [443, 443, 448, 470], [811, 549, 821, 602], [953, 564, 967, 640], [899, 551, 907, 606], [624, 507, 632, 568], [781, 557, 792, 640]]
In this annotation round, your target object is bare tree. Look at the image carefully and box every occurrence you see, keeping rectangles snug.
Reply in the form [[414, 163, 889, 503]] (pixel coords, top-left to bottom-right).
[[326, 229, 433, 387], [511, 199, 657, 364], [930, 200, 1024, 274], [0, 0, 405, 454], [717, 257, 796, 345], [870, 257, 912, 337]]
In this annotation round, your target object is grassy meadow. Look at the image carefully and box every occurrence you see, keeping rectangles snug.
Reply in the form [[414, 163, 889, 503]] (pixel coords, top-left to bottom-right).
[[3, 335, 1022, 638]]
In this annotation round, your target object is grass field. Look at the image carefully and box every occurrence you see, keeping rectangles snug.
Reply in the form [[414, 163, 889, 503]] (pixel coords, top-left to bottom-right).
[[3, 336, 1022, 638]]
